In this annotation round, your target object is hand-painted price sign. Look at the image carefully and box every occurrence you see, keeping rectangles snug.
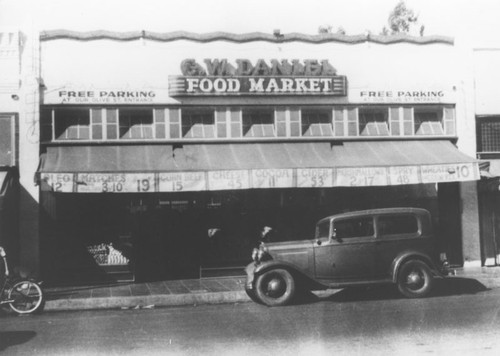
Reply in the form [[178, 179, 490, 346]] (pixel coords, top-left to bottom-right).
[[158, 172, 206, 192], [389, 166, 420, 185], [297, 168, 333, 188], [251, 169, 294, 188], [208, 170, 249, 191], [76, 173, 155, 193], [41, 173, 74, 192], [336, 167, 387, 186], [421, 163, 477, 183]]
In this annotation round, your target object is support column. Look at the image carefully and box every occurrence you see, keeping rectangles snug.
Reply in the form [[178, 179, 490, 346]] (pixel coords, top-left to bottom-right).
[[461, 181, 482, 267]]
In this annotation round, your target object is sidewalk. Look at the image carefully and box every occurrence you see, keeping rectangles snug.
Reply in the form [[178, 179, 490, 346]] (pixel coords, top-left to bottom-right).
[[42, 267, 500, 312], [44, 276, 249, 312]]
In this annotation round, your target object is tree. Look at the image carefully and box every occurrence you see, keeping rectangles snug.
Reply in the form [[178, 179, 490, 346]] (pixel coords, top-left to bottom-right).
[[318, 25, 346, 35], [318, 25, 332, 34], [387, 1, 420, 34]]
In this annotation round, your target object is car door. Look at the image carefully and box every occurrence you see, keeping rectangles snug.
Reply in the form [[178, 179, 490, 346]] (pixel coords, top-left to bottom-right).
[[313, 216, 377, 281], [374, 213, 426, 278]]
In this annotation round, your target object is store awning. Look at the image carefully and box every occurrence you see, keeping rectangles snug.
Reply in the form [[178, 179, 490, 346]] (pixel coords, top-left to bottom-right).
[[38, 140, 480, 193]]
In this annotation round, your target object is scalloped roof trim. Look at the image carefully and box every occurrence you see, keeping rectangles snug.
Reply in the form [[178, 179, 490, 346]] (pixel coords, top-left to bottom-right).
[[40, 30, 454, 45]]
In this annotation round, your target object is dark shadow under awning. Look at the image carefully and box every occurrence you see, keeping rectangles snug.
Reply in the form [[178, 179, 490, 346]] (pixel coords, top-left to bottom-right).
[[38, 140, 480, 193]]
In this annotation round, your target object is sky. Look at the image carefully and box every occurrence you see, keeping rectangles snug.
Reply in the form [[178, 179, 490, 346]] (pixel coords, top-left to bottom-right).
[[0, 0, 500, 46]]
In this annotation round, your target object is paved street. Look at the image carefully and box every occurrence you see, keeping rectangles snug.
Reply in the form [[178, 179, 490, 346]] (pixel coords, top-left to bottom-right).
[[1, 279, 500, 355]]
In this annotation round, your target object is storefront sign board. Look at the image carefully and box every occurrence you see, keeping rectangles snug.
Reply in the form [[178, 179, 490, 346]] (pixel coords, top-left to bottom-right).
[[296, 168, 334, 188], [251, 169, 294, 188], [41, 173, 74, 192], [44, 89, 171, 105], [335, 167, 388, 186], [76, 173, 155, 193], [350, 89, 456, 104], [207, 170, 250, 191], [169, 76, 347, 96], [388, 166, 420, 185], [158, 172, 206, 192], [420, 163, 478, 183], [40, 163, 479, 193]]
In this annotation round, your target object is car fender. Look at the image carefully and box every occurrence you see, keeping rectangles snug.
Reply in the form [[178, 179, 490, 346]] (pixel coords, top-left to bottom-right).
[[253, 260, 305, 276], [391, 251, 439, 283]]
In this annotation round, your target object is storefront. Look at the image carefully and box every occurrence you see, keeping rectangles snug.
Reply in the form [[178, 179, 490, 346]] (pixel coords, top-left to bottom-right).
[[37, 31, 481, 284], [474, 48, 500, 266], [0, 30, 21, 264]]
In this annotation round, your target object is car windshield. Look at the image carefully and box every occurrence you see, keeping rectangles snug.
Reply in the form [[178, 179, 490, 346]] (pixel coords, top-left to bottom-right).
[[315, 220, 330, 239]]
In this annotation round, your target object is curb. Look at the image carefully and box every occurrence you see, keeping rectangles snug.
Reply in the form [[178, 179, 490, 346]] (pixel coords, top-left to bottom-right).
[[44, 291, 250, 312]]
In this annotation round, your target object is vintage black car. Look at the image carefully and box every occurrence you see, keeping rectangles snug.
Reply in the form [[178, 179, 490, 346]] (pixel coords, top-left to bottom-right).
[[245, 208, 451, 306]]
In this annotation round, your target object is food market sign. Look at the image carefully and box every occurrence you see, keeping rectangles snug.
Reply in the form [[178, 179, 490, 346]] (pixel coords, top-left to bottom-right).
[[169, 59, 347, 96]]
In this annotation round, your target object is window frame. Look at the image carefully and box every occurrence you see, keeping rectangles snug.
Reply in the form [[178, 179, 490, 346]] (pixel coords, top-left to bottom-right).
[[118, 107, 155, 140], [332, 217, 375, 240], [53, 107, 92, 141], [301, 106, 334, 137], [376, 214, 420, 240], [358, 107, 390, 136], [181, 107, 217, 139], [413, 106, 445, 136], [242, 107, 277, 138], [476, 116, 500, 154]]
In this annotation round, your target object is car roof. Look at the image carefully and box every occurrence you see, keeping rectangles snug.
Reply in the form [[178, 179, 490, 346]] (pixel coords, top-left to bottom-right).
[[317, 207, 430, 224]]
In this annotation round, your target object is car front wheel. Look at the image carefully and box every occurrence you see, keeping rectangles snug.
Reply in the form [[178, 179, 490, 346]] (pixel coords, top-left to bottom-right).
[[245, 285, 264, 305], [397, 260, 434, 298], [255, 269, 296, 307]]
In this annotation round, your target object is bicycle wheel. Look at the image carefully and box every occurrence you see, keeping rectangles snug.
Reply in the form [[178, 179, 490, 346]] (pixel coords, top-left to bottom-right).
[[8, 280, 44, 314]]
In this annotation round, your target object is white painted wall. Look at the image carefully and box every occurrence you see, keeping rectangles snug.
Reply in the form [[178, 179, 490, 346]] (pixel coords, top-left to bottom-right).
[[474, 49, 500, 116], [41, 38, 459, 98]]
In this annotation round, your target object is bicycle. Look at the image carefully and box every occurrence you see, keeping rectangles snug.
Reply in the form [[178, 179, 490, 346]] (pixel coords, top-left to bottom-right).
[[0, 246, 44, 314]]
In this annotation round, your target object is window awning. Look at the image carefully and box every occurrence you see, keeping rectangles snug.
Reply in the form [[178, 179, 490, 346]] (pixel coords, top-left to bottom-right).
[[38, 140, 480, 193]]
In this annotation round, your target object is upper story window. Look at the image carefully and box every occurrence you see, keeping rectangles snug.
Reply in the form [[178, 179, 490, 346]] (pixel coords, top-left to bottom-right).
[[477, 116, 500, 153], [43, 104, 455, 143], [302, 108, 333, 137], [242, 107, 275, 137], [414, 108, 444, 135], [119, 108, 154, 139], [182, 108, 215, 138], [54, 108, 90, 140], [358, 108, 389, 136]]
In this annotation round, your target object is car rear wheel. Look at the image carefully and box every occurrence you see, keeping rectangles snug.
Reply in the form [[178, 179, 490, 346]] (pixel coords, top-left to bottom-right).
[[397, 260, 434, 298], [255, 269, 296, 307]]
